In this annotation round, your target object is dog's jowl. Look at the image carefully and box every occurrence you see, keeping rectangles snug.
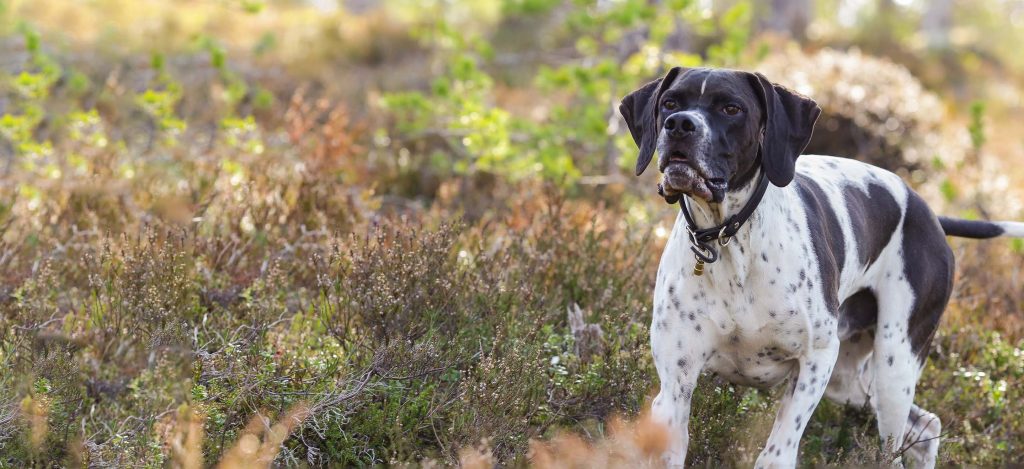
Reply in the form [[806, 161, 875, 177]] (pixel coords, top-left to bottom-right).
[[620, 67, 1024, 469]]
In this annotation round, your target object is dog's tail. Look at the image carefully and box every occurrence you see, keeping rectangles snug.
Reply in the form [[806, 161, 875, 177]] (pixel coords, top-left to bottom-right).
[[938, 216, 1024, 239]]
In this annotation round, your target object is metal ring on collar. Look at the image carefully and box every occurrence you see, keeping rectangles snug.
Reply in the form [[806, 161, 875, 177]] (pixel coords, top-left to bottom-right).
[[691, 243, 718, 264], [718, 226, 732, 246]]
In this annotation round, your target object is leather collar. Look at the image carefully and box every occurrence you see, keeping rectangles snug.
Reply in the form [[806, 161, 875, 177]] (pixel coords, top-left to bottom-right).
[[678, 170, 769, 265]]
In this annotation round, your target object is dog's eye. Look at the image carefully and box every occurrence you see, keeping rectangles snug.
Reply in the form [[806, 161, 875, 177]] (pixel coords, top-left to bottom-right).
[[722, 104, 742, 116], [663, 100, 678, 111]]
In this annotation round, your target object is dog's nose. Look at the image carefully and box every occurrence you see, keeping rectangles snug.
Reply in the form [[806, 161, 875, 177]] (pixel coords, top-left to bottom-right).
[[664, 113, 697, 136]]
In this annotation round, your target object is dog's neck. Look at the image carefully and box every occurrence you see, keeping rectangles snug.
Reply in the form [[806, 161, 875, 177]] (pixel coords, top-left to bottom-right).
[[678, 171, 786, 280]]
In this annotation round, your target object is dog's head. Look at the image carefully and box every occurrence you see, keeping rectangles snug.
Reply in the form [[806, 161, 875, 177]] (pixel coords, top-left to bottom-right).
[[619, 67, 820, 203]]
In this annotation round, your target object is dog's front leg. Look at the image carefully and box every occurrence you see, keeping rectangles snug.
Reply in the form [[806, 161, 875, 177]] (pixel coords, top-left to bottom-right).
[[755, 339, 840, 469], [650, 336, 707, 468]]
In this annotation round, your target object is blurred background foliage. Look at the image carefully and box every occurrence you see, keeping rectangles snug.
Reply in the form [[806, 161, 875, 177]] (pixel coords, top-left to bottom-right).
[[0, 0, 1023, 466]]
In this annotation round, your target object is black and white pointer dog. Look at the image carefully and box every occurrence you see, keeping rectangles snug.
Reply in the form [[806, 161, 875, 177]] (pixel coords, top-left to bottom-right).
[[619, 67, 1024, 468]]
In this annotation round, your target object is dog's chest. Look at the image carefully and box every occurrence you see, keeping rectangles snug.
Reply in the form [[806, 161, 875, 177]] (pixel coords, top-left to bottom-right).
[[652, 222, 821, 388]]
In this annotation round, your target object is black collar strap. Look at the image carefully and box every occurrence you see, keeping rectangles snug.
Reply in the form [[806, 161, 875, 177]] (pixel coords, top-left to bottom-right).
[[679, 170, 769, 265]]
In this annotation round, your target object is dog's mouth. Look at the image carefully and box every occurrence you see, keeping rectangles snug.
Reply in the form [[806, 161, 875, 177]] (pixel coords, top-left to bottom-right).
[[660, 152, 727, 202], [663, 151, 689, 168]]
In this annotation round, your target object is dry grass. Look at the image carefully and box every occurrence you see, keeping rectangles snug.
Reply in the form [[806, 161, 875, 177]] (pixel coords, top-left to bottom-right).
[[527, 411, 670, 469], [446, 409, 673, 469]]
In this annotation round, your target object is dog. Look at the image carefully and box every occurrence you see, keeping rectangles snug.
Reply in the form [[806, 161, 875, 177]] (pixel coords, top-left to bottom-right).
[[618, 66, 1024, 468]]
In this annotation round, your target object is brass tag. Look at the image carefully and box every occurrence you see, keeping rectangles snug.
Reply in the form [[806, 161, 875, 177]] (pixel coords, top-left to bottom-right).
[[693, 260, 705, 276]]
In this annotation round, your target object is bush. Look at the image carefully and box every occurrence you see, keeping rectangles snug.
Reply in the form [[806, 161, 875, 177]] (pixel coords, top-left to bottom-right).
[[758, 47, 970, 174]]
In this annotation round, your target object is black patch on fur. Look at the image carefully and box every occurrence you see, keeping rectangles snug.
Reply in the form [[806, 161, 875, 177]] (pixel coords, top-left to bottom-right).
[[844, 182, 902, 267], [794, 174, 845, 312], [902, 192, 955, 365]]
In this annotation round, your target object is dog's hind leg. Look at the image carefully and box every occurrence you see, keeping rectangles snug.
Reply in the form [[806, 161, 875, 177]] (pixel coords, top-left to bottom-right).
[[870, 279, 921, 463], [880, 193, 952, 468], [824, 331, 874, 408], [826, 333, 940, 469]]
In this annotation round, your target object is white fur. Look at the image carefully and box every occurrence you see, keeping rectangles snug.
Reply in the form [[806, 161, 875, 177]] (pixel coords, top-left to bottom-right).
[[997, 221, 1024, 237], [651, 155, 941, 468]]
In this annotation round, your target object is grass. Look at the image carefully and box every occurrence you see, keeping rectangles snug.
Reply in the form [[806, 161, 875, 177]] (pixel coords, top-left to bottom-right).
[[2, 123, 1021, 466], [1, 1, 1023, 467]]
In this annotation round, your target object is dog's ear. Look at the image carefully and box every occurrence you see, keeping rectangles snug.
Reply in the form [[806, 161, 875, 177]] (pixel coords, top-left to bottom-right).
[[746, 72, 821, 187], [619, 66, 684, 176]]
